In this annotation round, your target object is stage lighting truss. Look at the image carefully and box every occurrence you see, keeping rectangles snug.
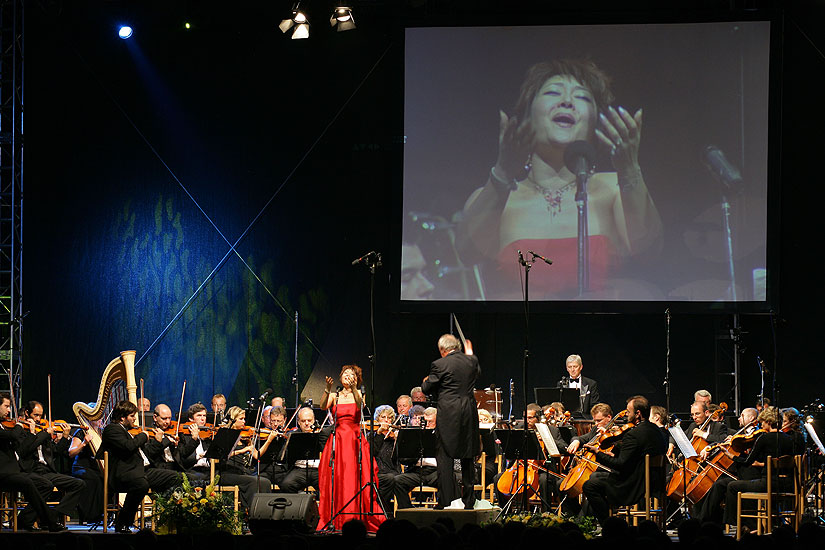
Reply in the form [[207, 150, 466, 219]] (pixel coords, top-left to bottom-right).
[[330, 6, 355, 31], [279, 3, 310, 39]]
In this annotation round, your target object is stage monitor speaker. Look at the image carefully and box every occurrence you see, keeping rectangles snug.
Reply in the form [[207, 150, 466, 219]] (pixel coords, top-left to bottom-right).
[[248, 493, 319, 535]]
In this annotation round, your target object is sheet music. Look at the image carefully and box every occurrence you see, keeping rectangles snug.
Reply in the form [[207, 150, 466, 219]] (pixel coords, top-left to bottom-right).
[[668, 426, 698, 459], [535, 422, 561, 457], [805, 422, 825, 455]]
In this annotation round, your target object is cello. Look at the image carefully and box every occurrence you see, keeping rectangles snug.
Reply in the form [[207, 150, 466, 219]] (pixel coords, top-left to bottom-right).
[[666, 402, 727, 502], [559, 410, 628, 498], [683, 420, 762, 503]]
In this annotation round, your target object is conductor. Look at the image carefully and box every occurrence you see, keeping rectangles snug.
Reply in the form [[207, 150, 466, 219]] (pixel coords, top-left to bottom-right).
[[421, 334, 480, 509]]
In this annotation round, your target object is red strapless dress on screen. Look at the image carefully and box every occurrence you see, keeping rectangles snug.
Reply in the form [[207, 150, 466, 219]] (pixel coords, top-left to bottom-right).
[[317, 402, 386, 532], [497, 236, 616, 297]]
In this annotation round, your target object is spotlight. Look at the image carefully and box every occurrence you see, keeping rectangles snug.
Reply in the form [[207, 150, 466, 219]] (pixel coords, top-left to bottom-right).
[[118, 25, 133, 39], [330, 6, 355, 32], [184, 22, 191, 30], [279, 4, 310, 39]]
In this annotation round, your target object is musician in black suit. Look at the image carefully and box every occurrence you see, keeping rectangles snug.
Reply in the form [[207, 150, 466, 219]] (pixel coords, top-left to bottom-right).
[[179, 403, 272, 510], [582, 395, 668, 524], [16, 401, 85, 526], [560, 354, 600, 417], [0, 393, 64, 531], [143, 404, 205, 480], [278, 406, 328, 494], [421, 333, 480, 509], [97, 400, 181, 533], [682, 401, 728, 444]]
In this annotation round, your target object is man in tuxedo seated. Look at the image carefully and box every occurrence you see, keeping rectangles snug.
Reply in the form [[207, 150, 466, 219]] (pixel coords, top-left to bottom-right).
[[393, 408, 440, 509], [581, 395, 668, 525], [144, 404, 205, 480], [0, 393, 65, 532], [683, 400, 728, 443], [16, 400, 86, 527], [98, 400, 181, 533], [278, 407, 328, 494]]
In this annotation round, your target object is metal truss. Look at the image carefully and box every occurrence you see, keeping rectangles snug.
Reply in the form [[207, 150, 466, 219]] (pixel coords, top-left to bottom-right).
[[0, 0, 23, 407]]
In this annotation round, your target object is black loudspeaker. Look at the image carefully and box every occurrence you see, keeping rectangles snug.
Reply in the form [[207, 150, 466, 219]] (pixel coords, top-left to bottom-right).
[[248, 493, 319, 535]]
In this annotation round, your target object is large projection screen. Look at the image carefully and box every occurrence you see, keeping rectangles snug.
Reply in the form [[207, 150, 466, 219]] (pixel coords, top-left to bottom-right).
[[401, 22, 771, 305]]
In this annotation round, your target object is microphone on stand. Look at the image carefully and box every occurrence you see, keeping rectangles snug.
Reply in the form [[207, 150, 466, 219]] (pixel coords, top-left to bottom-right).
[[517, 249, 525, 265], [757, 356, 770, 375], [528, 250, 553, 265], [564, 141, 597, 182], [702, 145, 744, 190], [259, 388, 273, 401], [351, 251, 377, 266]]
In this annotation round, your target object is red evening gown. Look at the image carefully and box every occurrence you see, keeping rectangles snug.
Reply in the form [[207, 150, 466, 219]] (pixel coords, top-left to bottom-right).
[[317, 402, 386, 532]]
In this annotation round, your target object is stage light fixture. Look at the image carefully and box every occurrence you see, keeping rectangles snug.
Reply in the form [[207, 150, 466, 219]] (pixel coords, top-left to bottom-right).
[[184, 22, 192, 30], [118, 25, 133, 39], [330, 6, 355, 32], [279, 4, 310, 39]]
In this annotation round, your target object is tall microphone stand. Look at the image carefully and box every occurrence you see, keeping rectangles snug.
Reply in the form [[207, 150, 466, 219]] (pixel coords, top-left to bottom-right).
[[323, 252, 388, 530], [575, 169, 590, 295], [664, 308, 671, 415]]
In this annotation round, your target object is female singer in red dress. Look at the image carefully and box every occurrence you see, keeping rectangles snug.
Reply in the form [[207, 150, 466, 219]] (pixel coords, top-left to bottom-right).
[[317, 365, 386, 532]]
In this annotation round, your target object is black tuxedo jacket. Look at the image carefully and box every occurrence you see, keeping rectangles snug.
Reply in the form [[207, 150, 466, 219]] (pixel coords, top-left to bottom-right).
[[145, 433, 198, 471], [594, 419, 668, 506], [17, 429, 69, 473], [97, 423, 149, 484], [680, 419, 729, 445], [0, 423, 24, 475], [421, 351, 480, 459]]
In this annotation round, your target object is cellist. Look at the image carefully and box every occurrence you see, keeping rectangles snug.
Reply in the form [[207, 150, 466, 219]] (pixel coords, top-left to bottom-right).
[[692, 407, 760, 524]]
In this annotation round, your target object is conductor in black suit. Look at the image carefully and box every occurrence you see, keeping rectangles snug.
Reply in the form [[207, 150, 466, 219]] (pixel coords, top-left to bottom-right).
[[581, 395, 667, 524], [560, 354, 600, 417], [97, 400, 181, 533], [421, 334, 480, 509]]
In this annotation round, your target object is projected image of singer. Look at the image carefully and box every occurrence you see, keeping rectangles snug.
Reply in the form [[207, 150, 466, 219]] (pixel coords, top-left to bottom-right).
[[456, 59, 662, 298]]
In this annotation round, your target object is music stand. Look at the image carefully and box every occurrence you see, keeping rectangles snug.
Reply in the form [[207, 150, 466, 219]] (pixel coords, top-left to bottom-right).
[[395, 428, 437, 504], [279, 431, 322, 494], [206, 428, 242, 461], [534, 387, 582, 415], [667, 425, 697, 523], [494, 429, 548, 518]]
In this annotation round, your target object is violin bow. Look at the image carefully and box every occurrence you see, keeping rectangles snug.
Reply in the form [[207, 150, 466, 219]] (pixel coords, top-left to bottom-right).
[[175, 380, 187, 439], [47, 374, 53, 429], [139, 378, 145, 430]]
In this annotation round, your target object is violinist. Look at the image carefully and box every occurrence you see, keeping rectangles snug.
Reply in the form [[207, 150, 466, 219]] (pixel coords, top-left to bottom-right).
[[16, 400, 85, 528], [279, 406, 328, 494], [369, 405, 400, 517], [258, 405, 288, 487], [581, 395, 668, 525], [0, 392, 66, 532], [142, 404, 204, 480], [98, 400, 181, 533], [692, 407, 759, 524], [566, 403, 613, 455], [180, 404, 271, 510], [781, 407, 807, 453], [722, 406, 799, 529]]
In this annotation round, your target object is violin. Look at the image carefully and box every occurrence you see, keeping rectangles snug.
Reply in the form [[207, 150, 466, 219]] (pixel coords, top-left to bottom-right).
[[595, 418, 635, 449]]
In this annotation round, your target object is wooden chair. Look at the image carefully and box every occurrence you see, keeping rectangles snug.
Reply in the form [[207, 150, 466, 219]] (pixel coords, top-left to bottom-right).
[[101, 451, 122, 532], [737, 455, 804, 540], [210, 459, 240, 512], [625, 454, 666, 528], [1, 491, 19, 532]]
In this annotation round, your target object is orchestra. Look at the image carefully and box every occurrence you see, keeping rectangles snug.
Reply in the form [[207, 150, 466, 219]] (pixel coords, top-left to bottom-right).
[[0, 349, 820, 538]]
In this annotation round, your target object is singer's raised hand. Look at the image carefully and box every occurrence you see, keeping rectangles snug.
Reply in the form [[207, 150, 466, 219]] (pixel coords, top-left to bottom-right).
[[494, 110, 535, 185], [596, 105, 642, 172]]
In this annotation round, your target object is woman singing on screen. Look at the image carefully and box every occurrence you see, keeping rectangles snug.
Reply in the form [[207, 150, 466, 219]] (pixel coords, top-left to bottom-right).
[[456, 59, 662, 299]]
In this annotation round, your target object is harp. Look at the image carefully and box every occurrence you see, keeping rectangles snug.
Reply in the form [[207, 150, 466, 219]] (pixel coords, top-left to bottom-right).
[[71, 350, 138, 455]]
